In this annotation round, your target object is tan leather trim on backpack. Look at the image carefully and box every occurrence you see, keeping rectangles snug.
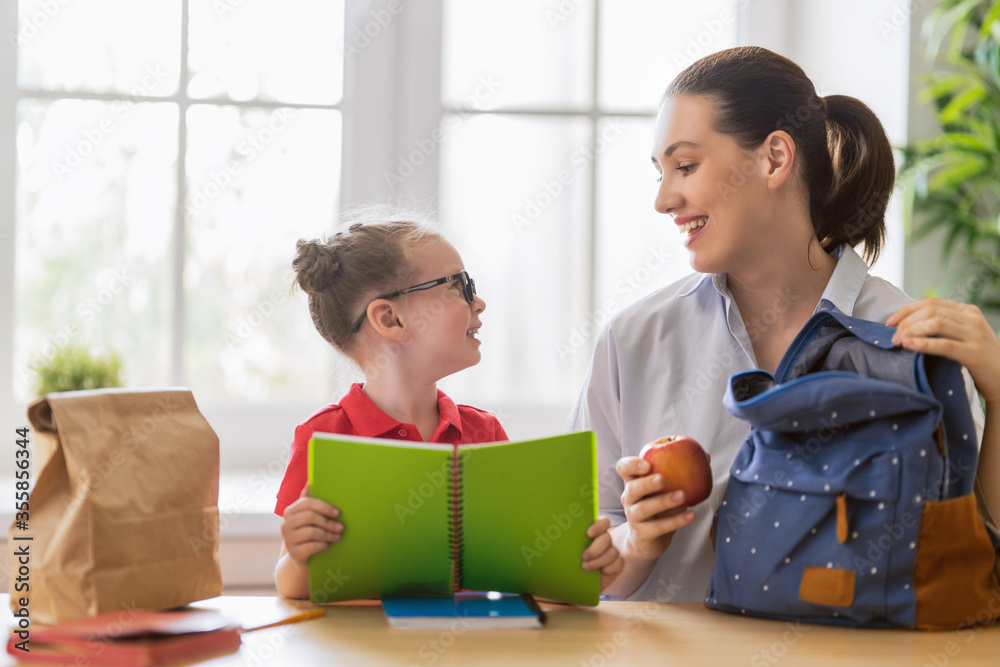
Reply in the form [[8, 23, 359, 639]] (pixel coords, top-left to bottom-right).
[[799, 566, 855, 608], [914, 494, 1000, 630], [973, 474, 1000, 590], [836, 493, 849, 544]]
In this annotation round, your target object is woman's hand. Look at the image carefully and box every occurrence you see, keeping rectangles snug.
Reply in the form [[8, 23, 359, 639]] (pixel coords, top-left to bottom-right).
[[280, 487, 344, 567], [581, 517, 625, 592], [888, 297, 1000, 405], [615, 456, 696, 561]]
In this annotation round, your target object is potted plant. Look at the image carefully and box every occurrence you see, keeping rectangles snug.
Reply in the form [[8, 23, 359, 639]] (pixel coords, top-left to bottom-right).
[[898, 0, 1000, 313], [32, 345, 123, 396]]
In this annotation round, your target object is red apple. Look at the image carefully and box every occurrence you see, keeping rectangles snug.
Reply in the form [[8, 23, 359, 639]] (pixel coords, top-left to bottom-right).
[[639, 435, 713, 506]]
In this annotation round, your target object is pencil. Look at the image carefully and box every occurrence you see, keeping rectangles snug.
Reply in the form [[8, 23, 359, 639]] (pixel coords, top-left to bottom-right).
[[242, 608, 325, 632]]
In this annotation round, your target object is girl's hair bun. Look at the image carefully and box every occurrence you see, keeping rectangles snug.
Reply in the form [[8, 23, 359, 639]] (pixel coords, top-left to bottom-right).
[[292, 238, 342, 295]]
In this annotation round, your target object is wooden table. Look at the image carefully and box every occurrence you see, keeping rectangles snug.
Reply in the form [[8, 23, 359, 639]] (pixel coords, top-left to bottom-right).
[[6, 596, 1000, 666]]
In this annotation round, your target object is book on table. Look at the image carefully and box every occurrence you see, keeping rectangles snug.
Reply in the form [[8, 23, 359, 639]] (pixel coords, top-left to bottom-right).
[[381, 592, 546, 629], [307, 431, 599, 607], [6, 601, 326, 665], [5, 608, 242, 666]]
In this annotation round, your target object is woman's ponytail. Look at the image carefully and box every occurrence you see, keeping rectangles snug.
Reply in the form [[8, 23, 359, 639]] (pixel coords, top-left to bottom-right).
[[818, 95, 895, 264]]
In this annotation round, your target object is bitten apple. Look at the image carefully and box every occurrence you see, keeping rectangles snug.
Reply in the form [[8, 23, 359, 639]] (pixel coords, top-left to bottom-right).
[[639, 435, 713, 506]]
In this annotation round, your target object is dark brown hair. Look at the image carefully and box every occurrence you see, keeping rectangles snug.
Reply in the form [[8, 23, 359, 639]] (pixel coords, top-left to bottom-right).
[[665, 46, 893, 264], [292, 210, 439, 353]]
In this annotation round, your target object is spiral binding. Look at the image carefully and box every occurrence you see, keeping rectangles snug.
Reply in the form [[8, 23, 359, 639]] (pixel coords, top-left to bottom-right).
[[446, 448, 465, 593]]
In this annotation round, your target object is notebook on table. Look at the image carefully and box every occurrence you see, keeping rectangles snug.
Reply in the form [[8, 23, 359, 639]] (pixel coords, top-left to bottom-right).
[[381, 592, 546, 629]]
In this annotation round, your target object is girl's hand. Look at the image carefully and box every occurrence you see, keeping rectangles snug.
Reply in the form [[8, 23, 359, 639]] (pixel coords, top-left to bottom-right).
[[582, 517, 625, 592], [280, 487, 344, 566], [615, 456, 696, 561], [888, 298, 1000, 405]]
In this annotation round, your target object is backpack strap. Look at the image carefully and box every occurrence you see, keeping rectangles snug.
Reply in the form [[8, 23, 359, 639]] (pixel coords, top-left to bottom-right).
[[919, 353, 980, 498]]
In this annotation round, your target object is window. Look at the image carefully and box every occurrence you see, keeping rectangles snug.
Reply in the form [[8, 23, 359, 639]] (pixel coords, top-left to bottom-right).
[[11, 0, 344, 410]]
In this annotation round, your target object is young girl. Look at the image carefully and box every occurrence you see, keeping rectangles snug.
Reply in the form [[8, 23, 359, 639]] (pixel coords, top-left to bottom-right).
[[568, 46, 999, 600], [275, 214, 623, 598]]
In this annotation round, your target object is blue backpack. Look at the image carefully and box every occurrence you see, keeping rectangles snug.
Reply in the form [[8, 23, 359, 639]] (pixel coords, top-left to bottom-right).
[[706, 302, 1000, 630]]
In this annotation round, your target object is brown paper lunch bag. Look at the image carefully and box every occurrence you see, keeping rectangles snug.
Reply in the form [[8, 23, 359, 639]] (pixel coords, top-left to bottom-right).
[[10, 387, 223, 624]]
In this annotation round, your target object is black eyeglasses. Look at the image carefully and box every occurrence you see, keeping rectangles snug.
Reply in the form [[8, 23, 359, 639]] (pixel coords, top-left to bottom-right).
[[350, 271, 477, 334]]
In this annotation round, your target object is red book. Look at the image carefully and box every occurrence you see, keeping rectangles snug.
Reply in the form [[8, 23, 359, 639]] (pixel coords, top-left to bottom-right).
[[7, 608, 242, 667]]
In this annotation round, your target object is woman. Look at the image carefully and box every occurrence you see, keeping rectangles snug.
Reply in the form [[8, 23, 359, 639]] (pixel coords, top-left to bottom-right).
[[567, 46, 998, 601]]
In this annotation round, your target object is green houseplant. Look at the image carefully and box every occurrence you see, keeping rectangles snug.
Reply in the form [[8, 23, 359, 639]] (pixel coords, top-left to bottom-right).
[[32, 345, 123, 396], [898, 0, 1000, 312]]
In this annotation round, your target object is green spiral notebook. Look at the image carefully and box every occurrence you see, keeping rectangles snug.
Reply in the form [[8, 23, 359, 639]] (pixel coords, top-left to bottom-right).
[[306, 431, 599, 606]]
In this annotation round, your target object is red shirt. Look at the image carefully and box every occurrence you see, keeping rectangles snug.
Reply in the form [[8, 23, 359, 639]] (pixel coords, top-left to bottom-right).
[[274, 383, 508, 515]]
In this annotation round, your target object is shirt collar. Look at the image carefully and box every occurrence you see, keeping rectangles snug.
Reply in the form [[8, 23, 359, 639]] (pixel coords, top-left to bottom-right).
[[676, 244, 866, 314], [339, 383, 401, 437], [678, 273, 714, 298], [677, 272, 730, 303], [339, 383, 464, 441], [433, 390, 464, 440], [814, 244, 867, 316]]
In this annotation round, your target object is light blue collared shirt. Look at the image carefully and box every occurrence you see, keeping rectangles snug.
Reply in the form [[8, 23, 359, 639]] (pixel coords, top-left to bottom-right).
[[567, 245, 985, 602]]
